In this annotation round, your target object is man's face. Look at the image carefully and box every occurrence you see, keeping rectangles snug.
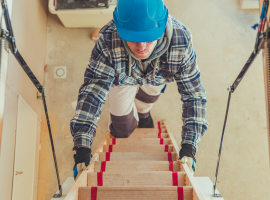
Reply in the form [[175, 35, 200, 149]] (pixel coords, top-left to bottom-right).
[[126, 41, 157, 60]]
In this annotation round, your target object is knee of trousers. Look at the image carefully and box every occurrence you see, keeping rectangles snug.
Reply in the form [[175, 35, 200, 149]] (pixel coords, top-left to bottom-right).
[[135, 88, 160, 104], [109, 110, 137, 138]]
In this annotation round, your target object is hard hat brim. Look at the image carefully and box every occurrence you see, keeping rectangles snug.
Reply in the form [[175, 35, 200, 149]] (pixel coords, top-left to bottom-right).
[[115, 20, 168, 43]]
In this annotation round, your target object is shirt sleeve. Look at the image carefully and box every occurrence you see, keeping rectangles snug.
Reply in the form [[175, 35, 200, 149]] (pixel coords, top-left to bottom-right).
[[70, 34, 115, 150], [174, 31, 209, 149]]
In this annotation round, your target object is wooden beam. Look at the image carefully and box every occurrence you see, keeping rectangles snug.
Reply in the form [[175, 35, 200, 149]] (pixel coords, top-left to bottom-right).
[[163, 120, 180, 154], [99, 152, 178, 161], [94, 161, 181, 172], [128, 132, 168, 138], [182, 164, 205, 200], [132, 128, 167, 133], [78, 186, 193, 200], [87, 171, 186, 186], [106, 138, 171, 145], [103, 144, 174, 152]]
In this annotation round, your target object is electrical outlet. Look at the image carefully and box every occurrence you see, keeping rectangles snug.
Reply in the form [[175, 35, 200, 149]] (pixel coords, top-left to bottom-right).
[[54, 66, 67, 79]]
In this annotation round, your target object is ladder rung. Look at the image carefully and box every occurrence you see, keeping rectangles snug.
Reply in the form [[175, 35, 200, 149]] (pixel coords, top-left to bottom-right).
[[107, 138, 171, 145], [87, 171, 186, 186], [132, 128, 167, 134], [99, 152, 178, 161], [94, 161, 181, 172], [78, 186, 193, 200], [128, 133, 168, 138], [103, 144, 174, 153]]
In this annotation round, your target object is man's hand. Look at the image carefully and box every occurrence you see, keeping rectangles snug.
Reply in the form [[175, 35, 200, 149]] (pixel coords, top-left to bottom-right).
[[73, 147, 92, 181], [179, 144, 196, 174]]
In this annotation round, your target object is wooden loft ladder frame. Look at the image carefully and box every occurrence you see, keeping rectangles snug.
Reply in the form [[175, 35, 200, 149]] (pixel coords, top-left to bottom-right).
[[65, 120, 206, 200]]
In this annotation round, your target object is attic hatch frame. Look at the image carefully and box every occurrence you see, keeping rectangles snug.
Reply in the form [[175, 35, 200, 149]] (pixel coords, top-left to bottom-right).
[[0, 0, 62, 198]]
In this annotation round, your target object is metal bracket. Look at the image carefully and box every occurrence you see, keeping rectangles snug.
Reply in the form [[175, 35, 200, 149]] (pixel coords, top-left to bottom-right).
[[258, 31, 270, 50], [11, 36, 17, 53], [37, 88, 46, 99], [53, 187, 62, 198], [37, 91, 43, 99], [213, 193, 223, 198], [0, 28, 17, 53]]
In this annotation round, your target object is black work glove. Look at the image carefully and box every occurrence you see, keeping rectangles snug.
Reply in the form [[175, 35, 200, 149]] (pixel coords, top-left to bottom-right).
[[73, 147, 92, 180], [179, 144, 196, 174]]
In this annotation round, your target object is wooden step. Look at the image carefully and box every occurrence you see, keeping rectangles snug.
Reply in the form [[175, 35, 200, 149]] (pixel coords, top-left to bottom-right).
[[94, 161, 181, 172], [65, 121, 206, 200], [128, 132, 168, 138], [103, 144, 174, 153], [87, 171, 186, 186], [107, 138, 171, 145], [99, 152, 178, 161], [78, 186, 193, 200], [132, 128, 167, 134]]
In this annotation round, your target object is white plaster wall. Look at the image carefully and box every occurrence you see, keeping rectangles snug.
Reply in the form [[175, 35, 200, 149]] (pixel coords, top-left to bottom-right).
[[0, 0, 48, 199]]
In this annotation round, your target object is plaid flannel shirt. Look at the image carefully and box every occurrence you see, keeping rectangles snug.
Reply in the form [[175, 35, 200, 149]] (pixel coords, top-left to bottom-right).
[[70, 16, 209, 151]]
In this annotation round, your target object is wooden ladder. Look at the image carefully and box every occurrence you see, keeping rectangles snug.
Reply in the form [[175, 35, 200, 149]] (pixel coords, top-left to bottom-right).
[[65, 120, 206, 200]]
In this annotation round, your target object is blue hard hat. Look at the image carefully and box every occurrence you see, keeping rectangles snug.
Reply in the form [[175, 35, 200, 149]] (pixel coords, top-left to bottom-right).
[[113, 0, 169, 43]]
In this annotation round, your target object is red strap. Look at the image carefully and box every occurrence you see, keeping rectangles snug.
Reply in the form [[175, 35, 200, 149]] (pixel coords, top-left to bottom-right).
[[158, 121, 161, 129], [164, 145, 169, 152], [168, 152, 172, 161], [177, 187, 184, 200], [158, 132, 161, 138], [169, 161, 174, 171], [100, 161, 106, 172], [158, 122, 162, 133], [97, 172, 103, 186], [53, 0, 55, 6], [160, 138, 164, 145], [172, 172, 178, 186], [112, 138, 116, 145], [106, 152, 110, 161], [91, 187, 97, 200], [108, 145, 113, 152]]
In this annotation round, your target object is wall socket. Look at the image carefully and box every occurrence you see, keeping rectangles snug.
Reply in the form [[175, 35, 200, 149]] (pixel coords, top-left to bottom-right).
[[54, 66, 67, 79]]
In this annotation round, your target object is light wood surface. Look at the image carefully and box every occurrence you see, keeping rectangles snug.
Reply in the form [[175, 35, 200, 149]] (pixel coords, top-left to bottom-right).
[[103, 144, 174, 152], [78, 186, 193, 200], [65, 121, 206, 200], [128, 132, 168, 138], [94, 161, 180, 172], [183, 163, 205, 200], [87, 171, 186, 186], [99, 152, 178, 161], [132, 128, 167, 133], [107, 138, 171, 145], [163, 120, 179, 154]]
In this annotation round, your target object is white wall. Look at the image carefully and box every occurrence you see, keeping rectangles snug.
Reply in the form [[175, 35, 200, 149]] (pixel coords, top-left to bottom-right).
[[0, 0, 48, 199]]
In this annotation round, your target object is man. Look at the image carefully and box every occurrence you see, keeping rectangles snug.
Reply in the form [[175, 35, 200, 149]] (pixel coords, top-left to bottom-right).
[[71, 0, 208, 180]]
